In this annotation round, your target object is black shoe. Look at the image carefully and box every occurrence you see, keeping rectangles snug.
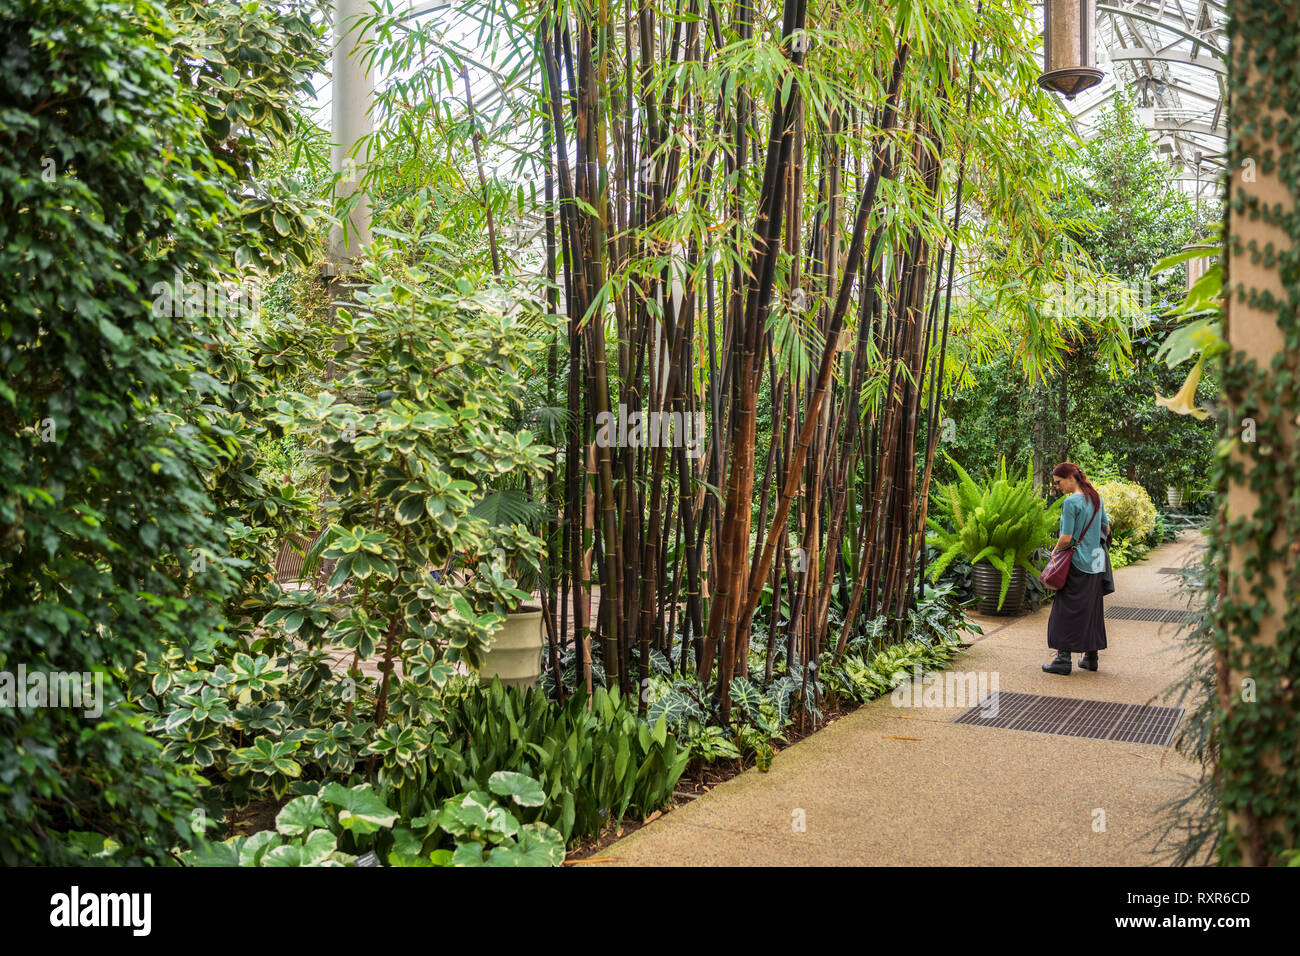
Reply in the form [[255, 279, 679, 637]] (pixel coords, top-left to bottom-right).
[[1079, 651, 1098, 672], [1042, 652, 1072, 675]]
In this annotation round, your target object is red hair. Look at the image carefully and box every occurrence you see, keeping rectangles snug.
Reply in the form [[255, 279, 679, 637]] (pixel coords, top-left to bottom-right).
[[1052, 462, 1101, 511]]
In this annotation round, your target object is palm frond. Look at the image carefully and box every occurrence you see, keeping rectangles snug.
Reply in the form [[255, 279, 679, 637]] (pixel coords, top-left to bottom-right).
[[469, 489, 547, 528]]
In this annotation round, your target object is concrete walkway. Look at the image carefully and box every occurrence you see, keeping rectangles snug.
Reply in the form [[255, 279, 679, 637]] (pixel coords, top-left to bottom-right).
[[600, 532, 1210, 866]]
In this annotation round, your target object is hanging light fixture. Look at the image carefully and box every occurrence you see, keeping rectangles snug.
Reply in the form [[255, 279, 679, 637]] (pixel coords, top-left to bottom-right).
[[1185, 245, 1211, 290], [1136, 76, 1157, 128], [1184, 154, 1212, 292], [1038, 0, 1104, 99]]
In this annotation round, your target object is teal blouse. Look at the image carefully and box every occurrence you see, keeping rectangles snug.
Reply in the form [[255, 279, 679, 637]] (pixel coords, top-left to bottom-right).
[[1060, 492, 1109, 574]]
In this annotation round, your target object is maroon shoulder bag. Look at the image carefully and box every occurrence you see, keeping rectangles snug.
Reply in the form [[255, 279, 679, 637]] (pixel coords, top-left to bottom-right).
[[1041, 500, 1099, 590]]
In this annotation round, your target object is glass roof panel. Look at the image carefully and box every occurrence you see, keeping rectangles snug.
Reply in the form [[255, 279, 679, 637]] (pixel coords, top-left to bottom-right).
[[1038, 0, 1228, 201]]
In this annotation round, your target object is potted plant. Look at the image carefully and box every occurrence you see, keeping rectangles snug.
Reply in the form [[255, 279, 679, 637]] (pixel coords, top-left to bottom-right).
[[471, 493, 548, 691], [926, 455, 1063, 615], [1162, 460, 1194, 511]]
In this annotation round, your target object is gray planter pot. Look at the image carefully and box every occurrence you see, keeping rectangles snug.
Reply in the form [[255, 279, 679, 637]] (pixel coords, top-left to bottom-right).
[[478, 605, 544, 691], [1166, 486, 1183, 509], [972, 561, 1026, 616]]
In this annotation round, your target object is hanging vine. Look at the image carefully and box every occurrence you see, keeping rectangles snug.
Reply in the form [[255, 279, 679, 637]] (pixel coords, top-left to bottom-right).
[[1210, 0, 1300, 866]]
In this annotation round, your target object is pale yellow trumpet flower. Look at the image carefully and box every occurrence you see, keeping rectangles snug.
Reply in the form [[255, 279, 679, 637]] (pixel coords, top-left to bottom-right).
[[1154, 353, 1210, 420]]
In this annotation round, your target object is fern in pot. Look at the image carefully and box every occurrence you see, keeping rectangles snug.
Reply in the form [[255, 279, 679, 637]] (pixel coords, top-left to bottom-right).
[[925, 455, 1062, 615]]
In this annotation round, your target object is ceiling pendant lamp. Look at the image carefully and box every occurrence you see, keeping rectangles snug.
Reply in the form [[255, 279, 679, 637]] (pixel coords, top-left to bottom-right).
[[1038, 0, 1104, 99], [1184, 244, 1213, 291], [1183, 156, 1213, 293], [1136, 75, 1157, 127]]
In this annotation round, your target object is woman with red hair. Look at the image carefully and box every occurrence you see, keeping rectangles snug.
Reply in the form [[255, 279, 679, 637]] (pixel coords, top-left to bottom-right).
[[1043, 462, 1111, 674]]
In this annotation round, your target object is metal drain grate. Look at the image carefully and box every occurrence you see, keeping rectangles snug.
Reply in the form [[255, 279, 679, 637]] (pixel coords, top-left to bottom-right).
[[954, 691, 1183, 746], [1156, 567, 1184, 575], [1105, 605, 1199, 624]]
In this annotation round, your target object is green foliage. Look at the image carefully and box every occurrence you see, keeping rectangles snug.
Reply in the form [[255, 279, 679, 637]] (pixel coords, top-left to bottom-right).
[[1108, 541, 1132, 571], [183, 782, 395, 866], [944, 94, 1216, 504], [382, 775, 566, 868], [137, 587, 378, 807], [1071, 356, 1218, 500], [908, 583, 983, 645], [1, 0, 544, 847], [923, 545, 976, 605], [1210, 0, 1300, 864], [1067, 94, 1205, 286], [940, 353, 1218, 507], [937, 352, 1038, 488], [646, 677, 709, 729], [1150, 511, 1181, 545], [1096, 480, 1157, 541], [1150, 229, 1226, 373], [1085, 478, 1160, 571], [926, 455, 1062, 610], [427, 682, 688, 844], [434, 784, 565, 867], [141, 251, 557, 814], [1070, 438, 1125, 484], [1059, 96, 1216, 499], [186, 771, 567, 868], [0, 0, 343, 865], [267, 253, 553, 650], [727, 677, 793, 770], [668, 589, 976, 772], [1147, 548, 1219, 865], [0, 0, 296, 865], [647, 671, 810, 774], [165, 0, 328, 269], [682, 723, 743, 764], [823, 631, 964, 706]]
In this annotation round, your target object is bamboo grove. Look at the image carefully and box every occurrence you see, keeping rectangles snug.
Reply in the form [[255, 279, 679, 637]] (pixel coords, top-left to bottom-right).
[[362, 0, 1107, 717]]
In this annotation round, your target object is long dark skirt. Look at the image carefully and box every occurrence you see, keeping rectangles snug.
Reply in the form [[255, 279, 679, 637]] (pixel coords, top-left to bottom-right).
[[1047, 561, 1108, 653]]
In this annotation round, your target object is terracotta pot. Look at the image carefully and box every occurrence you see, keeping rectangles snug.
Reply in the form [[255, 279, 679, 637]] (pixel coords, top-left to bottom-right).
[[972, 561, 1026, 616], [478, 605, 544, 691]]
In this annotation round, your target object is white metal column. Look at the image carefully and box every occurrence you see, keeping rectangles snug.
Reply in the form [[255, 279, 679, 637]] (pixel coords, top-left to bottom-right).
[[329, 0, 374, 262]]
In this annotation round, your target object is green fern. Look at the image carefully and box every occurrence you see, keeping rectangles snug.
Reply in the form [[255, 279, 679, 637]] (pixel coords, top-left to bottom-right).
[[927, 455, 1064, 609], [469, 489, 548, 527]]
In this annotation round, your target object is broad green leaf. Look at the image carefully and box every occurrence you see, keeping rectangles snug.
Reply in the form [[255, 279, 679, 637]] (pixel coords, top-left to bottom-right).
[[276, 795, 329, 836], [451, 841, 488, 866], [239, 829, 281, 867], [488, 771, 546, 808], [184, 838, 245, 867], [319, 783, 398, 834]]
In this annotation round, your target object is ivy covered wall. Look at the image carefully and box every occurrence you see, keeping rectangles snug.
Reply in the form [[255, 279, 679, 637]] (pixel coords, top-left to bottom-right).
[[1214, 0, 1300, 866]]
